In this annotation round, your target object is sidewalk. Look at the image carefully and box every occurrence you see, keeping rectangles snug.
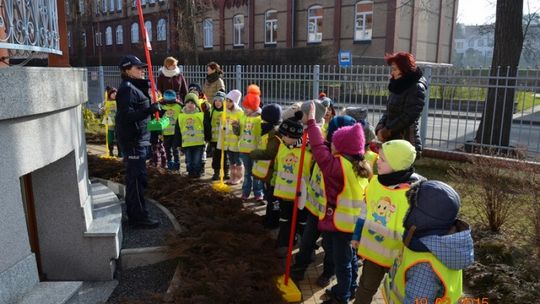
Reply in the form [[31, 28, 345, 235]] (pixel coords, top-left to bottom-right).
[[87, 144, 385, 303]]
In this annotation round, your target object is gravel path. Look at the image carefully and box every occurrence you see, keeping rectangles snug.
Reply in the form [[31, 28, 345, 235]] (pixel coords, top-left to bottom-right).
[[121, 201, 175, 249], [106, 259, 178, 304]]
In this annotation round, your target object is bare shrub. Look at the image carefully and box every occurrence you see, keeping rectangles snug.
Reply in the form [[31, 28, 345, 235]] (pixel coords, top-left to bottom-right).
[[449, 156, 526, 233]]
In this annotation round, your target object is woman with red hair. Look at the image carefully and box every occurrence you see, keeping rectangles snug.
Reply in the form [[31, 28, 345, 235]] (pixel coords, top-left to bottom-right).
[[375, 52, 427, 153]]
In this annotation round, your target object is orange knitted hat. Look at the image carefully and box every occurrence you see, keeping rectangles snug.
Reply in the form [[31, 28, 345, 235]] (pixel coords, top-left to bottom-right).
[[242, 84, 261, 111]]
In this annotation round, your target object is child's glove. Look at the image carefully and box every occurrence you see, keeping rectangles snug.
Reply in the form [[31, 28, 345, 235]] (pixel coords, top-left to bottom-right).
[[350, 240, 359, 249]]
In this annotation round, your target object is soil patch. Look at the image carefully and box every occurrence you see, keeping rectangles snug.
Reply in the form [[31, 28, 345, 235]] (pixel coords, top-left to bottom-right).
[[88, 156, 285, 303]]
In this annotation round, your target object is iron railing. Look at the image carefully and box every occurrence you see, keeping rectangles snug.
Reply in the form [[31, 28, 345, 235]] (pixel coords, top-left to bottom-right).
[[0, 0, 61, 55], [86, 65, 540, 161]]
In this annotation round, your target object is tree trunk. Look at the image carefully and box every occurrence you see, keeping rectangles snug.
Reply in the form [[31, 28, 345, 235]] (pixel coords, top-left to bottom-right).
[[475, 0, 524, 148]]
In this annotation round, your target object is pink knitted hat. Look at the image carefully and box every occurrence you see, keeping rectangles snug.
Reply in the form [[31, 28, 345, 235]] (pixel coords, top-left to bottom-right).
[[332, 123, 365, 156]]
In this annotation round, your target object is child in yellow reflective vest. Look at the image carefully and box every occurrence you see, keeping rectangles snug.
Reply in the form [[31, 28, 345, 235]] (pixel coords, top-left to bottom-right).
[[383, 180, 474, 304], [237, 84, 263, 201], [161, 90, 182, 170], [273, 111, 312, 258], [101, 87, 122, 157], [350, 140, 424, 304], [306, 102, 372, 304], [290, 114, 358, 287], [209, 90, 229, 180], [248, 103, 283, 229], [217, 89, 244, 185], [174, 93, 210, 178]]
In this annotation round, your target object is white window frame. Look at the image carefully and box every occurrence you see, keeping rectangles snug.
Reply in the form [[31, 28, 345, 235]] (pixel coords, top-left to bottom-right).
[[307, 5, 323, 43], [149, 0, 156, 3], [117, 0, 122, 11], [116, 25, 124, 44], [109, 0, 115, 12], [82, 31, 87, 47], [144, 20, 152, 42], [131, 22, 139, 43], [132, 0, 136, 7], [354, 1, 373, 41], [105, 26, 113, 45], [157, 18, 167, 41], [265, 10, 277, 45], [203, 18, 213, 48], [78, 0, 85, 13], [95, 31, 102, 46], [233, 14, 245, 47], [102, 0, 108, 13]]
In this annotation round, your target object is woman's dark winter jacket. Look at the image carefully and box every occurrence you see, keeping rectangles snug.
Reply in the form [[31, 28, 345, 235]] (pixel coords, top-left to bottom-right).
[[376, 69, 427, 152], [156, 67, 189, 102], [115, 78, 154, 150]]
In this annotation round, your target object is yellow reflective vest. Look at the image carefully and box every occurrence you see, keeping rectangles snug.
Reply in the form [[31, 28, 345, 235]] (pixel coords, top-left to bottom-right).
[[383, 246, 463, 304], [252, 133, 274, 181], [210, 109, 222, 143], [162, 103, 182, 136], [305, 163, 326, 217], [238, 114, 262, 153], [273, 142, 312, 201], [217, 109, 243, 152], [357, 177, 411, 267], [102, 99, 117, 127], [178, 112, 205, 147]]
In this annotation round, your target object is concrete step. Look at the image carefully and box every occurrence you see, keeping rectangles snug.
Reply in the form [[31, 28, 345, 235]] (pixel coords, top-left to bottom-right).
[[80, 182, 123, 280], [17, 281, 82, 304], [85, 182, 122, 242], [77, 281, 118, 304]]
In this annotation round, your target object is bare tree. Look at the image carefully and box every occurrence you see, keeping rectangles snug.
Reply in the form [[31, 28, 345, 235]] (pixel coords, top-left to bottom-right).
[[475, 0, 524, 149], [174, 0, 212, 65]]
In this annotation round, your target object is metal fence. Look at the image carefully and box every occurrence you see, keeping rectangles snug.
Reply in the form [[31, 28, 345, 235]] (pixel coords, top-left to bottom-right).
[[86, 65, 540, 161]]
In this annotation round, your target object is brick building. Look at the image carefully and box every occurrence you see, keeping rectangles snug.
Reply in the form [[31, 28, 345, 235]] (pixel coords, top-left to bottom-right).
[[68, 0, 459, 66]]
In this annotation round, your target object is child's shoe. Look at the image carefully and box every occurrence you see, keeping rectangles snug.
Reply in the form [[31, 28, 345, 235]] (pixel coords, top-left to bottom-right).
[[212, 172, 220, 181], [167, 160, 175, 170], [240, 194, 249, 201], [255, 195, 264, 202]]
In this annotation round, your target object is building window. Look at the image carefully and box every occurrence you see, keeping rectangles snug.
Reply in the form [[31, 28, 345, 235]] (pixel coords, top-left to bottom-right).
[[102, 0, 108, 14], [456, 41, 464, 49], [117, 0, 122, 11], [82, 31, 87, 47], [265, 10, 277, 45], [144, 21, 152, 42], [157, 18, 167, 41], [95, 31, 102, 46], [142, 0, 147, 5], [109, 0, 115, 12], [132, 0, 136, 7], [68, 31, 72, 48], [478, 38, 484, 47], [233, 14, 245, 47], [203, 18, 213, 48], [149, 0, 156, 3], [354, 1, 373, 41], [468, 39, 474, 48], [106, 26, 113, 45], [116, 25, 124, 44], [131, 22, 139, 43], [78, 0, 85, 13], [307, 5, 323, 43]]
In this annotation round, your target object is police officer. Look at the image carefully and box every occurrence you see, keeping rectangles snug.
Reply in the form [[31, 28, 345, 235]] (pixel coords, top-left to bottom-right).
[[116, 55, 161, 228]]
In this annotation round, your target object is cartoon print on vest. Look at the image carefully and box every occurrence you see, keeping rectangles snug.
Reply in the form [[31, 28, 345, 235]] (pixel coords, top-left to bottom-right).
[[368, 196, 396, 242], [282, 153, 299, 184], [242, 120, 254, 143], [314, 172, 323, 198], [185, 117, 195, 136]]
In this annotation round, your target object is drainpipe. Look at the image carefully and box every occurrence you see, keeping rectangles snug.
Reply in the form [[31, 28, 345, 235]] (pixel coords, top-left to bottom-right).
[[291, 0, 296, 48]]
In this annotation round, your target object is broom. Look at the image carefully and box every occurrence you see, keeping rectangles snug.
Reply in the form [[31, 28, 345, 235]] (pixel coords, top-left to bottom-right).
[[276, 131, 308, 302], [135, 0, 169, 132]]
